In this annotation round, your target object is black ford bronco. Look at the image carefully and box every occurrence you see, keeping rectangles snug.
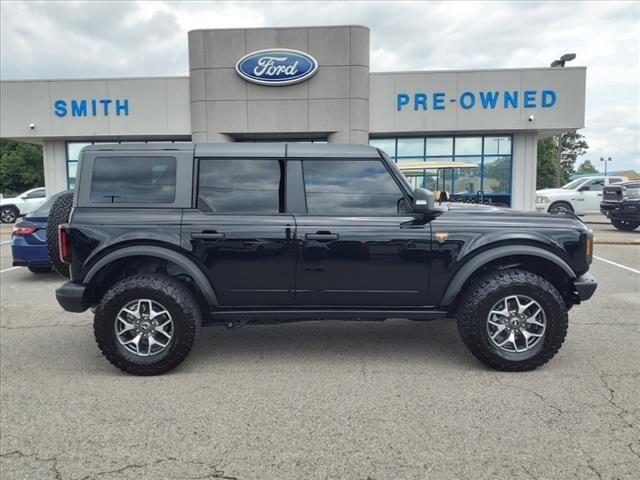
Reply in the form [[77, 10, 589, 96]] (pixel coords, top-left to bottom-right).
[[54, 143, 597, 375]]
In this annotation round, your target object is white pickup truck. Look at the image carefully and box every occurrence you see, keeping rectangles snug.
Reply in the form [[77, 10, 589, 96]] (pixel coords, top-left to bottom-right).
[[536, 175, 628, 215]]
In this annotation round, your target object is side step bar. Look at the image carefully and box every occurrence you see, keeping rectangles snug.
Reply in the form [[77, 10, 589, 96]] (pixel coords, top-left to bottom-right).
[[203, 309, 450, 323]]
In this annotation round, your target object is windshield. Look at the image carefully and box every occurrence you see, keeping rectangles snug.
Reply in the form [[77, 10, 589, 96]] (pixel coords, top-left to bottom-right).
[[33, 191, 68, 216], [562, 178, 586, 190]]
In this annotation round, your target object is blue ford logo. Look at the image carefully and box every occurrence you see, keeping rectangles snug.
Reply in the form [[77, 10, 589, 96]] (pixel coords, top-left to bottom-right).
[[235, 48, 318, 86]]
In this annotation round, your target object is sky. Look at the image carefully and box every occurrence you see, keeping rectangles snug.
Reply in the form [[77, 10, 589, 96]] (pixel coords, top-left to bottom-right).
[[1, 0, 638, 172]]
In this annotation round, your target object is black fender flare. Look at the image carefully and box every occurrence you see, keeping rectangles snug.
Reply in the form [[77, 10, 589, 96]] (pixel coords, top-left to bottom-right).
[[83, 245, 219, 306], [440, 245, 576, 306]]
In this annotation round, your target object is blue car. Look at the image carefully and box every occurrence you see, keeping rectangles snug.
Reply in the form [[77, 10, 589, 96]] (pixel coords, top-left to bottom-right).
[[11, 191, 67, 273]]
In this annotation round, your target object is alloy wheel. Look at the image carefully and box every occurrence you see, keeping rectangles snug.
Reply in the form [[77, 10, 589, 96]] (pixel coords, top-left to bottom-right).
[[114, 299, 174, 357], [486, 294, 546, 353]]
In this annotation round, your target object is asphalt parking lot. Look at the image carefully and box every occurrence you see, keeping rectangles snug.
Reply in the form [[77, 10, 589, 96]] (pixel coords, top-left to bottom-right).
[[1, 225, 639, 479]]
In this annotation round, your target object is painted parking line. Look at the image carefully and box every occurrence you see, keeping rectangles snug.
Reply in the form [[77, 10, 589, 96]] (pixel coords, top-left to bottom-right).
[[1, 240, 12, 245], [0, 266, 21, 274], [593, 255, 640, 275]]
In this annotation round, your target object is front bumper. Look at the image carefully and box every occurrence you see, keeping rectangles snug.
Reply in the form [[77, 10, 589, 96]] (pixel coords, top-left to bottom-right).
[[600, 201, 640, 221], [573, 273, 598, 301], [56, 282, 89, 313]]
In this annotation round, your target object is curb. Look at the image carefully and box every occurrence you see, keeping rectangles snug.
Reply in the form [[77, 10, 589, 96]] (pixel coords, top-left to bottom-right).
[[594, 239, 640, 245]]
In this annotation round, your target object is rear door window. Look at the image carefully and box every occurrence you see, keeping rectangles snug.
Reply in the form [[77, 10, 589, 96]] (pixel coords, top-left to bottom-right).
[[197, 159, 285, 214], [90, 156, 177, 203]]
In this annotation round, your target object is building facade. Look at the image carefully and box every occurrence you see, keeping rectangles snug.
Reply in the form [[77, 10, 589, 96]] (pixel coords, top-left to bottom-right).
[[0, 25, 586, 210]]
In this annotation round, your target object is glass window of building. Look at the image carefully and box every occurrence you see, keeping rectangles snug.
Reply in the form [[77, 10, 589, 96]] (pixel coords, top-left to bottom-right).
[[396, 138, 424, 159], [370, 134, 513, 206], [484, 136, 511, 155], [454, 137, 482, 155], [426, 137, 453, 156], [369, 138, 396, 159]]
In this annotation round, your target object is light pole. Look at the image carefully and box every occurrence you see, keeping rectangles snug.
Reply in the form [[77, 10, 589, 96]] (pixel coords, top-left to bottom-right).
[[600, 156, 612, 176], [551, 53, 577, 187]]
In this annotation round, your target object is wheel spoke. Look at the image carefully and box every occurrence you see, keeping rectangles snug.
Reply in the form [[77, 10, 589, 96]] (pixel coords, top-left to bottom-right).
[[123, 333, 142, 355], [150, 308, 169, 320], [121, 307, 140, 319], [149, 334, 168, 349], [490, 324, 507, 340], [117, 317, 136, 334], [497, 331, 516, 348]]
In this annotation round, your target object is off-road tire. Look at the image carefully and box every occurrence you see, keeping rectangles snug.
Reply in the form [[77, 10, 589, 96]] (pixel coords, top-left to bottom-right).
[[1, 206, 19, 223], [457, 269, 568, 371], [611, 219, 640, 231], [46, 192, 73, 278], [94, 274, 201, 376], [548, 201, 574, 214], [28, 265, 52, 273]]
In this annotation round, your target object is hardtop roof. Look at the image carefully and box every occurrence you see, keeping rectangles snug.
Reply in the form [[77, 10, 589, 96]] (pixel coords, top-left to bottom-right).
[[82, 142, 381, 158]]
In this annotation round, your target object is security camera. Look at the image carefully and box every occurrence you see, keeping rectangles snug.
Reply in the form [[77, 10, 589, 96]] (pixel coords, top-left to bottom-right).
[[28, 123, 36, 130], [528, 115, 535, 122]]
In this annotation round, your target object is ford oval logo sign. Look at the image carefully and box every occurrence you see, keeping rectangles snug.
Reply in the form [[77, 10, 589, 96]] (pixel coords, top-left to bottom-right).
[[235, 48, 318, 86]]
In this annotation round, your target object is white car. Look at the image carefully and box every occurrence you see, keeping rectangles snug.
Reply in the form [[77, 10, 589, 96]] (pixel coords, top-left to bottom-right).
[[536, 176, 628, 215], [0, 187, 47, 223]]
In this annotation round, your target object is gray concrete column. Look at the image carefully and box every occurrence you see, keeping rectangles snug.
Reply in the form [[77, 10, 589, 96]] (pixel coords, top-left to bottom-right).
[[42, 139, 68, 195], [511, 132, 538, 211]]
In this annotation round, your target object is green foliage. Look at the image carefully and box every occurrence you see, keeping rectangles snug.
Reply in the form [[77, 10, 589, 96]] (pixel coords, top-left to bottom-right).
[[537, 132, 589, 189], [558, 131, 589, 184], [536, 138, 557, 189], [576, 159, 598, 174], [0, 140, 44, 197]]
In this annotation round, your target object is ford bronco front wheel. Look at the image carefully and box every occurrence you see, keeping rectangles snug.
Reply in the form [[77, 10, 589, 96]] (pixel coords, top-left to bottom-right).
[[457, 269, 568, 371], [94, 274, 201, 375]]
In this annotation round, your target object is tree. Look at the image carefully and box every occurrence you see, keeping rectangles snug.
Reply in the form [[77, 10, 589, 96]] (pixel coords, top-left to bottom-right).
[[557, 131, 589, 185], [536, 137, 557, 189], [576, 159, 598, 174], [0, 140, 44, 197]]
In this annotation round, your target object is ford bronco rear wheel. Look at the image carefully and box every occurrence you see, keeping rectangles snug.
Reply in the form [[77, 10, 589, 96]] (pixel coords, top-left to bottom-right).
[[457, 269, 568, 371], [94, 273, 201, 375]]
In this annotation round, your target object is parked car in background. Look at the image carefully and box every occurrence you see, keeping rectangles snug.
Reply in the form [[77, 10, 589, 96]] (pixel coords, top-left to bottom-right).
[[1, 187, 47, 223], [11, 191, 69, 273], [536, 176, 627, 215], [600, 180, 640, 231]]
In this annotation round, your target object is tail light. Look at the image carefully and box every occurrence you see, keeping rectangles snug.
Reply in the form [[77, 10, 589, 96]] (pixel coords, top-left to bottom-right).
[[58, 224, 71, 264], [12, 224, 37, 235], [585, 231, 593, 265]]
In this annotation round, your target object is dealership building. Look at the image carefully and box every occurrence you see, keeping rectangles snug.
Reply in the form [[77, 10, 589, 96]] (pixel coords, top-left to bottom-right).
[[0, 25, 586, 210]]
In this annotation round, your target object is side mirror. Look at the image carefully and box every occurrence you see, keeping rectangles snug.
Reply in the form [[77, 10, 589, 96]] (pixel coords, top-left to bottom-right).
[[578, 185, 590, 192], [413, 188, 435, 213]]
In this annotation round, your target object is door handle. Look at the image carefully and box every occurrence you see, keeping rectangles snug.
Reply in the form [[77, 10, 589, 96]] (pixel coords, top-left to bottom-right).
[[305, 232, 339, 241], [191, 232, 225, 240]]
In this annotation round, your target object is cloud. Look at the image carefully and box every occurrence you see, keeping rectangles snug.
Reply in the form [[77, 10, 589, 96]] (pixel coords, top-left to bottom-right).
[[1, 0, 638, 170]]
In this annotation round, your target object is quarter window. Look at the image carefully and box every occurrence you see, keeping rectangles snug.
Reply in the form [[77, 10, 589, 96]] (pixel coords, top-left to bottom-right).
[[198, 159, 284, 214], [302, 160, 406, 215], [90, 156, 176, 203]]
